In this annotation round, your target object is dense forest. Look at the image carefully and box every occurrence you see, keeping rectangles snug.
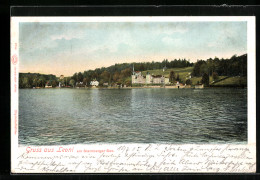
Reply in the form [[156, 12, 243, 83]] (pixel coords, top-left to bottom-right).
[[191, 54, 247, 86], [192, 54, 247, 77], [18, 54, 247, 88], [19, 58, 193, 88], [69, 58, 193, 87], [19, 73, 58, 88]]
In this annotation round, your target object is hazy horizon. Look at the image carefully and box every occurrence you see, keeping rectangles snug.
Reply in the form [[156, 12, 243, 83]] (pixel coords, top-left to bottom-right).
[[19, 53, 247, 77], [19, 21, 247, 76]]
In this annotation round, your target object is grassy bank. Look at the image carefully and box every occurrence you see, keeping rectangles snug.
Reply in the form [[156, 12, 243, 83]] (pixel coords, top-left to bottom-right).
[[210, 76, 247, 87], [141, 66, 247, 87]]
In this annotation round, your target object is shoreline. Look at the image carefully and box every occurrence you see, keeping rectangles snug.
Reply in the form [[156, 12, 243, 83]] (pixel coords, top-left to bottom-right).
[[19, 85, 247, 90]]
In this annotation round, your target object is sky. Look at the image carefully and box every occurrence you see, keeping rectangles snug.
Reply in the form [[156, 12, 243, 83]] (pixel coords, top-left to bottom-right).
[[19, 21, 247, 76]]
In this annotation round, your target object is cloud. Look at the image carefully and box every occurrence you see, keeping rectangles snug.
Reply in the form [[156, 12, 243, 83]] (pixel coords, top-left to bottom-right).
[[19, 21, 247, 76], [207, 42, 217, 48], [158, 24, 189, 35], [50, 32, 84, 40], [98, 30, 135, 53], [162, 27, 188, 35], [162, 36, 180, 45]]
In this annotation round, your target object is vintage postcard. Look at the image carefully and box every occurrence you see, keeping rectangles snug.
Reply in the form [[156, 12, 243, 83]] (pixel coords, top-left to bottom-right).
[[11, 16, 256, 173]]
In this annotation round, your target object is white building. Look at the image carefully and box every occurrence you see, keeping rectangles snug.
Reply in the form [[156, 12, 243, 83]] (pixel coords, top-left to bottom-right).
[[45, 84, 52, 88], [195, 84, 204, 88], [163, 66, 167, 72], [132, 71, 146, 84], [132, 71, 169, 85], [131, 64, 169, 85], [146, 74, 152, 84], [165, 78, 169, 84], [90, 80, 99, 86]]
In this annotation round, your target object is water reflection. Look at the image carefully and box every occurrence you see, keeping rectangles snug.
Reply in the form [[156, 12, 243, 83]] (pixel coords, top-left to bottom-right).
[[19, 88, 247, 145]]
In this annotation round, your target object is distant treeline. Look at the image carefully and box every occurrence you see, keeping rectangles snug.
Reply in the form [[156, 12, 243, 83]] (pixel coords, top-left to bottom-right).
[[19, 55, 247, 88], [19, 59, 193, 88], [106, 59, 193, 73], [191, 54, 247, 86], [70, 59, 193, 86], [19, 73, 58, 88], [192, 54, 247, 77]]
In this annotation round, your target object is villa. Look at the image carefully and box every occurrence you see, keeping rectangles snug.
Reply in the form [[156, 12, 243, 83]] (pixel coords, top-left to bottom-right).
[[90, 80, 99, 87], [132, 71, 146, 84], [132, 71, 170, 85]]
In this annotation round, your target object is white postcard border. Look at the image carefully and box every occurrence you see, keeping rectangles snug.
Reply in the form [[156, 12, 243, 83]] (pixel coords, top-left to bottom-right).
[[11, 16, 256, 173]]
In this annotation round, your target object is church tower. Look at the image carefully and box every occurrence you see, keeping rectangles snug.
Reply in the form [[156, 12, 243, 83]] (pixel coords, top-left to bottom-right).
[[132, 64, 136, 84]]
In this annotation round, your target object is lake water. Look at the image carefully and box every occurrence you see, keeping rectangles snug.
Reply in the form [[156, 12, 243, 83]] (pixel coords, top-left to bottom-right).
[[19, 88, 247, 145]]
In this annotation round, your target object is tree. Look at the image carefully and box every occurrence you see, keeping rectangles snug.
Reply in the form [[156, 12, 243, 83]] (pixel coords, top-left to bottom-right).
[[99, 79, 104, 86], [78, 72, 83, 82], [200, 63, 208, 75], [60, 79, 65, 86], [119, 73, 125, 82], [120, 68, 131, 78], [139, 64, 145, 71], [33, 77, 38, 87], [201, 73, 209, 86], [51, 80, 57, 87], [169, 71, 175, 83], [69, 79, 75, 87], [83, 78, 88, 86], [212, 72, 219, 81], [113, 72, 120, 82], [192, 60, 207, 77], [22, 77, 29, 88], [231, 54, 237, 60], [125, 79, 131, 87], [207, 58, 214, 76], [19, 73, 58, 89], [176, 74, 180, 81], [38, 76, 46, 87], [92, 72, 99, 80], [72, 73, 78, 82], [185, 79, 192, 85], [100, 71, 110, 83], [28, 76, 33, 87]]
